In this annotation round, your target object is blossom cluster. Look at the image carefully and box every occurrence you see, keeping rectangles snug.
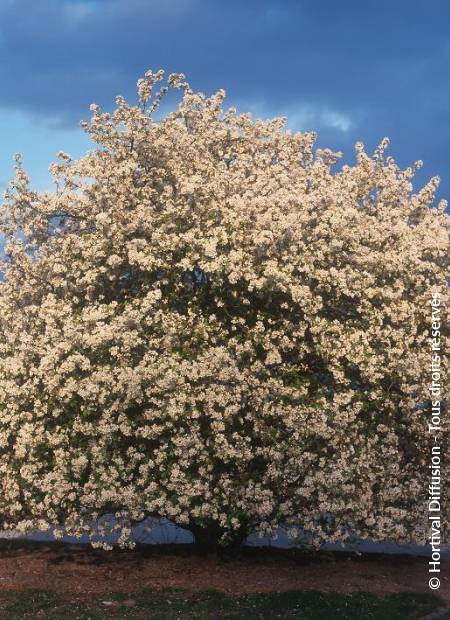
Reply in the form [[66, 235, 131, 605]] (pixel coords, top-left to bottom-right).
[[0, 69, 448, 549]]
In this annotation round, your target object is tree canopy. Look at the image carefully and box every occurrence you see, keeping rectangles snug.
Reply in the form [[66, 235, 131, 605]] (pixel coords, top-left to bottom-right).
[[0, 69, 448, 550]]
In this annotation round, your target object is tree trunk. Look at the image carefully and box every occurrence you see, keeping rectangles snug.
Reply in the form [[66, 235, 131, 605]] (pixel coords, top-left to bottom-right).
[[189, 522, 248, 555]]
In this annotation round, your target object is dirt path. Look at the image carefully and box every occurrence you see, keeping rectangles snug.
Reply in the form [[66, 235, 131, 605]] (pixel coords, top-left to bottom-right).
[[0, 541, 448, 605]]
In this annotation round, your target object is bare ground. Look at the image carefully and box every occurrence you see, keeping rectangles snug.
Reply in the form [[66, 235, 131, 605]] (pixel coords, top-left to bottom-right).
[[0, 540, 448, 608]]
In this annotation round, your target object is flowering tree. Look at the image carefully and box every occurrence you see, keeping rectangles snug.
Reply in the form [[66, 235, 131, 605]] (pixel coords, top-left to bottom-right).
[[0, 70, 448, 551]]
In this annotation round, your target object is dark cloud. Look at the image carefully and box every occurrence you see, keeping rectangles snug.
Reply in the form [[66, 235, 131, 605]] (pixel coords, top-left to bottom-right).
[[1, 0, 449, 197]]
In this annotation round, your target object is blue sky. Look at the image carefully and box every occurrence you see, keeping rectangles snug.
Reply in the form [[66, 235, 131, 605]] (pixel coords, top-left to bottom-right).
[[0, 0, 449, 200]]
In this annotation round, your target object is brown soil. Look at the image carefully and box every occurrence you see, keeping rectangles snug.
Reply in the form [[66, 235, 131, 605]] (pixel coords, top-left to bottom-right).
[[0, 541, 448, 604]]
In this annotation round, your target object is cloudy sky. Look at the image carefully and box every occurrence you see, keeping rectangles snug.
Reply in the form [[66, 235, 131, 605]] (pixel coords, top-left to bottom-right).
[[0, 0, 449, 200]]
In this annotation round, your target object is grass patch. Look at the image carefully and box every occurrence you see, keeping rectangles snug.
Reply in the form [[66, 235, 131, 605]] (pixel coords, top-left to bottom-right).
[[0, 590, 102, 619], [0, 588, 442, 619]]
